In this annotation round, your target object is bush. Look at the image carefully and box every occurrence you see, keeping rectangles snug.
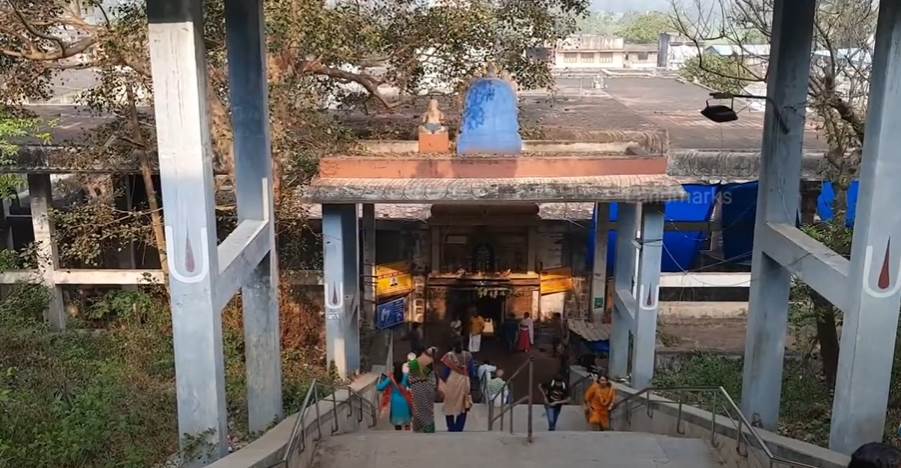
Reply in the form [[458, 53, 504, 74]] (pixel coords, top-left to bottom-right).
[[654, 353, 833, 446]]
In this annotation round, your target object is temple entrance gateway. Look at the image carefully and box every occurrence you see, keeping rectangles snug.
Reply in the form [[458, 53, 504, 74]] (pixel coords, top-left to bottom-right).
[[305, 72, 683, 389]]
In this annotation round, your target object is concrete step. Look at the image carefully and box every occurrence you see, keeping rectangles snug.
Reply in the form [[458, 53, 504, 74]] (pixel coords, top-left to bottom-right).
[[371, 403, 591, 432], [314, 431, 726, 468]]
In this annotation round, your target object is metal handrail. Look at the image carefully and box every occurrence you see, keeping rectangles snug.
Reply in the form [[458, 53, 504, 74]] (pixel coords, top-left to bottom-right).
[[276, 380, 378, 468], [487, 356, 534, 442], [612, 386, 817, 468]]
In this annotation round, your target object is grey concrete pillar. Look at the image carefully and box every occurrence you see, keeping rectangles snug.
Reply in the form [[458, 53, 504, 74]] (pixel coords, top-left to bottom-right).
[[225, 0, 283, 433], [27, 174, 65, 330], [323, 204, 361, 378], [147, 0, 228, 460], [590, 202, 611, 323], [830, 0, 901, 453], [631, 203, 664, 389], [740, 0, 816, 431], [362, 204, 376, 330], [610, 203, 638, 379]]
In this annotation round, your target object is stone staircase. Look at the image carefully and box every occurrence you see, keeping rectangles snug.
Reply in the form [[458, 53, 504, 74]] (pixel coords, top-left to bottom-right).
[[370, 403, 591, 432], [313, 431, 726, 468]]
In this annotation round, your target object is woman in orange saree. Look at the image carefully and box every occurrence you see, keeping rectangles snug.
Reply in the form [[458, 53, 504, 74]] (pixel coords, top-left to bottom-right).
[[583, 374, 616, 430]]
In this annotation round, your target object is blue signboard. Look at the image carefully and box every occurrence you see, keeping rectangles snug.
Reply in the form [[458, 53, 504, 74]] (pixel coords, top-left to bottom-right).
[[376, 297, 406, 330]]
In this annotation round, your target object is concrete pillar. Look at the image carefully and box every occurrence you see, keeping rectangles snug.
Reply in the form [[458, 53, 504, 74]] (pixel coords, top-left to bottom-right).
[[590, 203, 611, 323], [830, 0, 901, 453], [27, 174, 65, 330], [740, 0, 816, 431], [225, 0, 283, 433], [610, 203, 638, 379], [147, 0, 227, 460], [323, 204, 361, 378], [362, 204, 376, 330], [527, 226, 538, 274], [631, 203, 664, 389]]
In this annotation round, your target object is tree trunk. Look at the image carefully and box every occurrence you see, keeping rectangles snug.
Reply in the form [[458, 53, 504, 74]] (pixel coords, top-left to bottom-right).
[[833, 178, 851, 227], [125, 84, 168, 277], [811, 292, 840, 387]]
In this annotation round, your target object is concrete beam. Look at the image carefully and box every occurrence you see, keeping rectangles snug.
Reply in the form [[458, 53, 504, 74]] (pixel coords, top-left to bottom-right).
[[613, 288, 636, 328], [215, 219, 270, 311], [610, 203, 639, 379], [323, 204, 361, 378], [632, 203, 665, 389], [0, 269, 165, 285], [590, 203, 611, 322], [659, 272, 750, 288], [225, 0, 282, 433], [740, 0, 816, 432], [830, 0, 901, 453], [27, 173, 65, 329], [148, 0, 227, 460], [762, 223, 850, 311]]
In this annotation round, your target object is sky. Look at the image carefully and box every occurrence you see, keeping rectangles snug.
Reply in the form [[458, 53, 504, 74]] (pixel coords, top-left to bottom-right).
[[590, 0, 670, 12]]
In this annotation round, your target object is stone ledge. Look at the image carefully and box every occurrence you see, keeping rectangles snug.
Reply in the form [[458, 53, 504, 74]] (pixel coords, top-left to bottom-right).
[[208, 373, 379, 468]]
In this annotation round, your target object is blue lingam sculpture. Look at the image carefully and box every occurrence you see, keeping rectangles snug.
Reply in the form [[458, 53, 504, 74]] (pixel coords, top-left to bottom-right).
[[456, 64, 523, 155]]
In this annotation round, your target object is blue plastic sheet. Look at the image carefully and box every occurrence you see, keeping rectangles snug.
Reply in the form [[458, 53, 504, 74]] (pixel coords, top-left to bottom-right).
[[588, 185, 718, 273], [720, 182, 758, 264], [817, 180, 859, 226]]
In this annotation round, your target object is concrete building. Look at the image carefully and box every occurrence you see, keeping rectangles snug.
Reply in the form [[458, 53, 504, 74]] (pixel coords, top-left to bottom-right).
[[552, 35, 659, 71]]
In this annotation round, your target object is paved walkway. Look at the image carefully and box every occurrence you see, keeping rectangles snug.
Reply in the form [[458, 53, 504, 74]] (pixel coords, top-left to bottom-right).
[[314, 431, 725, 468]]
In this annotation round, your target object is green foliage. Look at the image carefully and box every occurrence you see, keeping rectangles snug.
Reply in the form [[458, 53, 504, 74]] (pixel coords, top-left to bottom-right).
[[679, 53, 756, 95], [654, 353, 834, 446], [85, 289, 156, 322], [0, 111, 50, 197], [0, 287, 178, 467], [50, 195, 155, 268], [617, 11, 671, 44], [576, 11, 621, 35]]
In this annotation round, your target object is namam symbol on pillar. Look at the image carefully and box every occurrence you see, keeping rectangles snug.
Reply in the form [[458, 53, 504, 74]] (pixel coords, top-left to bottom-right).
[[165, 223, 210, 284], [639, 283, 660, 310], [325, 281, 344, 320], [863, 237, 901, 298]]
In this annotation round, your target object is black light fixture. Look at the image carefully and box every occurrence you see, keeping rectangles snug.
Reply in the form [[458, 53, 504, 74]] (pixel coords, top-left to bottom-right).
[[701, 91, 789, 134], [701, 95, 739, 123]]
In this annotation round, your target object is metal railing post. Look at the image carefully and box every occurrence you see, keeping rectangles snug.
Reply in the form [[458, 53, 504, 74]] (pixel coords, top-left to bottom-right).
[[676, 399, 685, 435], [314, 385, 323, 441], [488, 380, 494, 431], [331, 389, 339, 434], [710, 391, 718, 447], [527, 357, 534, 443]]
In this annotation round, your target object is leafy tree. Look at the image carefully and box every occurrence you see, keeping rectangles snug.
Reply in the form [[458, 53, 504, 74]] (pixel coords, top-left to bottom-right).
[[671, 0, 878, 386], [617, 11, 671, 43], [577, 11, 621, 35], [0, 110, 48, 197], [679, 53, 755, 95], [0, 0, 589, 274]]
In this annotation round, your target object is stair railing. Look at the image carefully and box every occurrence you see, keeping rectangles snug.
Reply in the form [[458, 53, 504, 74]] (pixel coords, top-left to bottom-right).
[[612, 386, 817, 468], [273, 380, 378, 468], [486, 355, 534, 442]]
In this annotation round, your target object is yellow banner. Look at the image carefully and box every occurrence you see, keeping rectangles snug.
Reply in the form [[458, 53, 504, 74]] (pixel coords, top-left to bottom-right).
[[376, 262, 413, 298], [540, 266, 573, 295]]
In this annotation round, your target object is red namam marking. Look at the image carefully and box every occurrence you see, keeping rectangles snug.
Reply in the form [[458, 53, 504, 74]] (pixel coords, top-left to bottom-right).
[[184, 235, 196, 273], [878, 239, 892, 290]]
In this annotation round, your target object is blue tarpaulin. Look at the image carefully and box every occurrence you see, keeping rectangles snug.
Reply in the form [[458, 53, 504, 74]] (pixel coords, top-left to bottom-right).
[[720, 182, 758, 264], [817, 180, 860, 226], [588, 185, 719, 273]]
